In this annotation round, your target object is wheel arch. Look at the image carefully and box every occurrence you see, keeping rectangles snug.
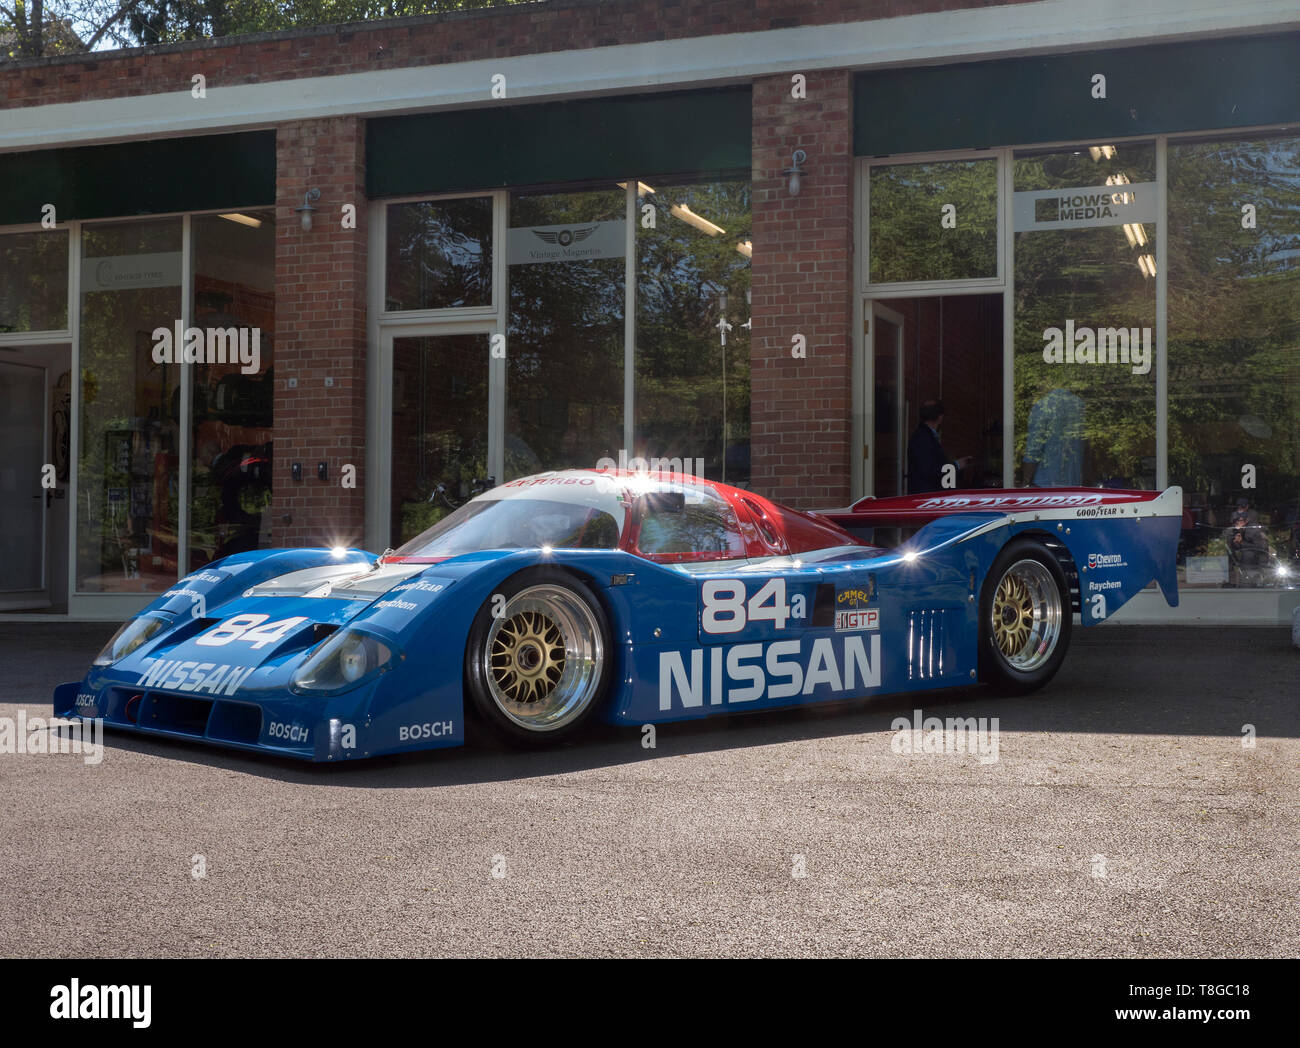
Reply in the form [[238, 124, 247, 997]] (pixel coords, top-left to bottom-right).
[[489, 561, 616, 619], [1005, 528, 1081, 614], [460, 559, 621, 736]]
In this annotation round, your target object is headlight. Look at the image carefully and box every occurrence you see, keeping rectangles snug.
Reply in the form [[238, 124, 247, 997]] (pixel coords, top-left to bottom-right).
[[93, 615, 169, 666], [291, 629, 394, 694]]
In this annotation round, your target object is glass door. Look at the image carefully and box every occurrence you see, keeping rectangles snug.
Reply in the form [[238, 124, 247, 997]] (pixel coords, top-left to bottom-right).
[[867, 301, 905, 498], [76, 217, 183, 597], [0, 360, 48, 605], [382, 327, 496, 549]]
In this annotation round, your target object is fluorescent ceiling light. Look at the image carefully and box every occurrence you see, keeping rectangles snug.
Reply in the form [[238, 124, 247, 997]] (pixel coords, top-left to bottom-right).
[[670, 204, 725, 236], [616, 181, 656, 196], [219, 213, 263, 228], [1105, 172, 1133, 205], [736, 240, 753, 258]]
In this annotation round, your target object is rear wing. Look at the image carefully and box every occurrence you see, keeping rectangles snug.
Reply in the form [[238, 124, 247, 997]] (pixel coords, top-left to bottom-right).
[[820, 487, 1175, 530], [817, 487, 1184, 618]]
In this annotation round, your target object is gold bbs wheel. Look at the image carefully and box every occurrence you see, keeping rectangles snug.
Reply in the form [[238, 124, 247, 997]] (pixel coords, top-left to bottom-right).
[[480, 583, 605, 733], [989, 558, 1063, 672]]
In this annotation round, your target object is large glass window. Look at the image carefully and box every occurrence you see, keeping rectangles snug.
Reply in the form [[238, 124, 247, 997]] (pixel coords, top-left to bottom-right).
[[188, 211, 276, 569], [505, 186, 625, 479], [0, 229, 69, 332], [1013, 144, 1158, 489], [868, 158, 998, 284], [635, 178, 751, 485], [1168, 133, 1300, 589], [386, 197, 493, 311], [77, 218, 183, 592], [382, 177, 752, 501]]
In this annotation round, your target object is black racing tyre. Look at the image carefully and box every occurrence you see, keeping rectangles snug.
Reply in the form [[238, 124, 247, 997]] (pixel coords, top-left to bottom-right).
[[464, 568, 612, 746], [977, 538, 1072, 694]]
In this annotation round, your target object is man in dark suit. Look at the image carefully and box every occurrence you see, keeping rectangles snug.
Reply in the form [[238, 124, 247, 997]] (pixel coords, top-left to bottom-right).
[[906, 400, 971, 494]]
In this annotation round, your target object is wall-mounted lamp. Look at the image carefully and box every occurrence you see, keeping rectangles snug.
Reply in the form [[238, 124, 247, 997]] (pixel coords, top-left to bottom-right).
[[294, 188, 322, 232], [781, 149, 808, 196]]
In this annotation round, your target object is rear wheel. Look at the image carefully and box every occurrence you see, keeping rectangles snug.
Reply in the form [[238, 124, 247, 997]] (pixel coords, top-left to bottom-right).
[[464, 568, 611, 746], [978, 538, 1071, 693]]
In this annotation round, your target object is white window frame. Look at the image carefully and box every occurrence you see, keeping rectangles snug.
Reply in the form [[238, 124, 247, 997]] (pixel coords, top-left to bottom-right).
[[369, 178, 753, 548], [57, 207, 274, 618], [368, 191, 509, 550], [0, 222, 74, 345], [861, 148, 1006, 296], [854, 149, 1009, 501], [375, 191, 501, 323]]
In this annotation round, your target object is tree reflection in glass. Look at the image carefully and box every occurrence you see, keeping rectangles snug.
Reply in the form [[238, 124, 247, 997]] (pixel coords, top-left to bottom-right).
[[1168, 133, 1300, 586]]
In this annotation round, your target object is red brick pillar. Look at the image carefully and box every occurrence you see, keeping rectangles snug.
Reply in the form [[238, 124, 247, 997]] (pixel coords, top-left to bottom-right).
[[750, 71, 855, 509], [272, 117, 368, 548]]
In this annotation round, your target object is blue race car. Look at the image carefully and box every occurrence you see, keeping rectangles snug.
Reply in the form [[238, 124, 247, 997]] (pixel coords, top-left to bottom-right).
[[54, 470, 1182, 761]]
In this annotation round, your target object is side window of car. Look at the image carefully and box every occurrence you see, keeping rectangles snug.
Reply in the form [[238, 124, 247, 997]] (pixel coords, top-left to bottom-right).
[[634, 487, 748, 561]]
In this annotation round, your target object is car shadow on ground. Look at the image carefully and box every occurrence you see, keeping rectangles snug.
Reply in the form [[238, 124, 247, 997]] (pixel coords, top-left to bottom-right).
[[6, 623, 1296, 787]]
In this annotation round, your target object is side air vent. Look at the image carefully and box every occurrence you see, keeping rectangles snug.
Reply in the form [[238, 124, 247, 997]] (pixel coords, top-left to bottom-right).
[[906, 608, 958, 681]]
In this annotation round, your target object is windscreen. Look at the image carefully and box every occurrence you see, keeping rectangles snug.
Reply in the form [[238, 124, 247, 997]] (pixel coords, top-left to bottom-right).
[[389, 495, 623, 560]]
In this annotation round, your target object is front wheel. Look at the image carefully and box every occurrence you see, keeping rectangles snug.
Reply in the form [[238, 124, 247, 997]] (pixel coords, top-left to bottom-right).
[[464, 568, 612, 746], [978, 539, 1072, 693]]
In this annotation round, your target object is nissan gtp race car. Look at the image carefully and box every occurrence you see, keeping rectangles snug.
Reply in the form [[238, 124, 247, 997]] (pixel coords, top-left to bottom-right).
[[54, 470, 1181, 762]]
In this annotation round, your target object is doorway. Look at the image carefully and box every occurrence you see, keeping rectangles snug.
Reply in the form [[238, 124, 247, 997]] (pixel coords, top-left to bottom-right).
[[865, 293, 1003, 497], [0, 344, 72, 611], [374, 324, 501, 550]]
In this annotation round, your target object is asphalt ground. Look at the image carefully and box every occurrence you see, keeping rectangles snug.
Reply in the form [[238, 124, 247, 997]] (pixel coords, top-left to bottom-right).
[[0, 622, 1296, 958]]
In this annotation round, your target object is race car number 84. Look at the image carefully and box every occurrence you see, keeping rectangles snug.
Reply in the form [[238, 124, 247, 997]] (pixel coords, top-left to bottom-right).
[[702, 579, 799, 634], [196, 614, 308, 649]]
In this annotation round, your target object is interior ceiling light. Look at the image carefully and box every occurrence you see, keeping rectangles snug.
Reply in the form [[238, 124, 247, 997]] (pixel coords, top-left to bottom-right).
[[670, 204, 725, 236], [1104, 172, 1134, 205], [617, 181, 657, 196], [1089, 144, 1117, 161], [218, 213, 263, 228], [736, 240, 753, 258], [1137, 253, 1157, 278]]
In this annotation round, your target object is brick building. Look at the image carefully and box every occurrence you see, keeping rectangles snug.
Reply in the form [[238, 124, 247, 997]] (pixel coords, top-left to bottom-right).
[[1, 0, 1298, 622]]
